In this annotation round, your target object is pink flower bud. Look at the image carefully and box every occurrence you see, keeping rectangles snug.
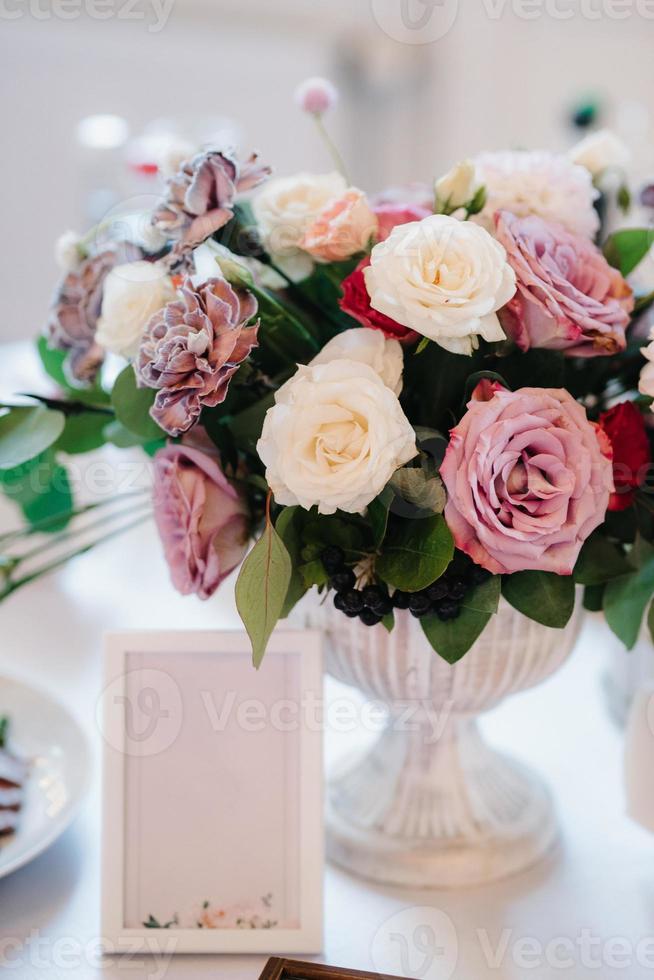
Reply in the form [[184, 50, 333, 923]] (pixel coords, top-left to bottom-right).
[[294, 77, 338, 116]]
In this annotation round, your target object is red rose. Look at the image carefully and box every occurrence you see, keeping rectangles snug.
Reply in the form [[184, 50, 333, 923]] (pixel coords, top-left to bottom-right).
[[598, 401, 651, 511], [339, 258, 419, 343]]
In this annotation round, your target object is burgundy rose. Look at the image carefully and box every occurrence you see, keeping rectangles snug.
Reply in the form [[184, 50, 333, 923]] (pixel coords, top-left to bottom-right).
[[137, 277, 259, 437], [373, 202, 431, 242], [152, 148, 270, 251], [153, 444, 249, 599], [495, 211, 634, 357], [440, 383, 613, 575], [339, 258, 419, 343], [46, 243, 140, 384], [598, 401, 651, 511]]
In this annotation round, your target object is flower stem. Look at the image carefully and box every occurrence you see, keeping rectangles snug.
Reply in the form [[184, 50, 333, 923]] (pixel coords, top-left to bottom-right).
[[0, 490, 150, 546], [1, 513, 152, 599], [312, 115, 350, 183]]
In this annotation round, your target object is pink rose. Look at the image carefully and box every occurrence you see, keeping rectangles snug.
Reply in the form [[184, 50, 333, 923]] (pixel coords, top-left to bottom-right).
[[153, 444, 249, 599], [440, 384, 613, 575], [373, 202, 431, 242], [302, 188, 378, 262], [495, 211, 634, 357]]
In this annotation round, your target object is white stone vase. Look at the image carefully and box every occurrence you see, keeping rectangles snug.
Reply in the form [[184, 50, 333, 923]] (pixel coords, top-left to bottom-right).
[[323, 598, 581, 888]]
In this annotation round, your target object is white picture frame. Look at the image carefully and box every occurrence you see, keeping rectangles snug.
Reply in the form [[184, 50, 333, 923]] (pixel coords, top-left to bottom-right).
[[100, 629, 323, 955]]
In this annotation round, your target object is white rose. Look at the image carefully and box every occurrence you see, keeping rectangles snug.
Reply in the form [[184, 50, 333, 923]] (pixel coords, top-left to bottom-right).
[[569, 129, 630, 178], [472, 149, 600, 238], [434, 159, 478, 212], [95, 260, 175, 358], [55, 230, 83, 272], [364, 214, 516, 356], [310, 328, 404, 395], [257, 359, 417, 515], [252, 171, 347, 281]]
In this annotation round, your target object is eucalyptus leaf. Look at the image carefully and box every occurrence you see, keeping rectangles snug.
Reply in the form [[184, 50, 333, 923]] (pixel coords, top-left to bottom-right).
[[275, 506, 308, 618], [649, 600, 654, 645], [376, 515, 454, 592], [604, 556, 654, 650], [502, 571, 575, 628], [56, 412, 108, 455], [235, 521, 292, 668], [0, 406, 65, 470], [603, 228, 654, 277], [0, 450, 73, 530], [111, 366, 165, 441], [367, 495, 391, 548], [389, 467, 446, 515], [573, 533, 631, 586], [421, 576, 500, 664]]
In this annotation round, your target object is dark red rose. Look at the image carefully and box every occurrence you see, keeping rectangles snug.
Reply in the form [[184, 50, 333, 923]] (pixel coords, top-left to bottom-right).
[[598, 401, 651, 511], [339, 258, 419, 344]]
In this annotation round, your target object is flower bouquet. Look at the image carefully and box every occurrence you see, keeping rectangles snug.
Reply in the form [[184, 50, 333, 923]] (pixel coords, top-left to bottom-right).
[[2, 80, 654, 670]]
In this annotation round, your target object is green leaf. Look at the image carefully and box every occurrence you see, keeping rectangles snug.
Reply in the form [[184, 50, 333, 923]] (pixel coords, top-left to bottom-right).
[[0, 451, 73, 530], [573, 532, 631, 586], [603, 228, 654, 277], [367, 495, 391, 549], [604, 556, 654, 649], [275, 507, 307, 618], [502, 571, 575, 628], [381, 610, 395, 632], [235, 520, 292, 668], [617, 184, 631, 214], [389, 466, 446, 516], [421, 576, 500, 664], [228, 392, 275, 454], [376, 515, 454, 592], [56, 412, 108, 455], [0, 406, 65, 470], [466, 184, 487, 216], [111, 366, 165, 441], [0, 717, 7, 750]]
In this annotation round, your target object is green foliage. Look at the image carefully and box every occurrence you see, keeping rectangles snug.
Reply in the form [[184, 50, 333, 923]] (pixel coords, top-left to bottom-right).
[[583, 584, 605, 613], [0, 406, 65, 470], [603, 541, 654, 649], [421, 576, 500, 664], [111, 366, 165, 441], [603, 228, 654, 277], [573, 532, 631, 586], [235, 518, 292, 668], [376, 515, 454, 592], [502, 571, 575, 628], [0, 450, 73, 530], [275, 507, 308, 618], [56, 412, 109, 455], [36, 337, 110, 406]]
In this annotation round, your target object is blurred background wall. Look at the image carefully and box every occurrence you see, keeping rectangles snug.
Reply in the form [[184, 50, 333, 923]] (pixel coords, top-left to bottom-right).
[[1, 0, 653, 344]]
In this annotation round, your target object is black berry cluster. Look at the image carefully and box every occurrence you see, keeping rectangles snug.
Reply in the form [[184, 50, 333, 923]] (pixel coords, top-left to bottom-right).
[[321, 547, 491, 627]]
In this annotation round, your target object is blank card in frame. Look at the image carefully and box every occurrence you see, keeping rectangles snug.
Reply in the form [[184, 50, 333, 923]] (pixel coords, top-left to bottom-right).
[[101, 630, 323, 954]]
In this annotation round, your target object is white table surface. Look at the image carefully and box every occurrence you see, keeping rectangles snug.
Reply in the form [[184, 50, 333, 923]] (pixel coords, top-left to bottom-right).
[[1, 344, 654, 979]]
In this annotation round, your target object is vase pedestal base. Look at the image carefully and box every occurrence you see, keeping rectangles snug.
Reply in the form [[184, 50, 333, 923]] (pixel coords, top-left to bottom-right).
[[326, 717, 559, 889]]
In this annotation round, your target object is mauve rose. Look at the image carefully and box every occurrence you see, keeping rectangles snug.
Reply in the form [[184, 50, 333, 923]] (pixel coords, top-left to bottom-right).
[[598, 401, 651, 511], [46, 243, 140, 384], [152, 148, 270, 251], [137, 277, 259, 437], [440, 384, 613, 575], [153, 444, 249, 599], [496, 211, 634, 357]]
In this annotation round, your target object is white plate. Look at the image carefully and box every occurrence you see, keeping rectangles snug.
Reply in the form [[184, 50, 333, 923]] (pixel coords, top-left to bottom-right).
[[0, 675, 91, 879]]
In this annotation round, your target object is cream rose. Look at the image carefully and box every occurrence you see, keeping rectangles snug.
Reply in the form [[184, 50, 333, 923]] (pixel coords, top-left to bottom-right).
[[434, 159, 478, 212], [252, 171, 347, 280], [309, 328, 404, 395], [569, 130, 630, 178], [302, 188, 378, 262], [364, 214, 516, 356], [257, 359, 417, 514], [96, 260, 175, 358]]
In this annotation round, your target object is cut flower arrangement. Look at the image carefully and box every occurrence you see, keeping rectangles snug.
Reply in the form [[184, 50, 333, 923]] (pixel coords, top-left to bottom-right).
[[2, 80, 654, 667]]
